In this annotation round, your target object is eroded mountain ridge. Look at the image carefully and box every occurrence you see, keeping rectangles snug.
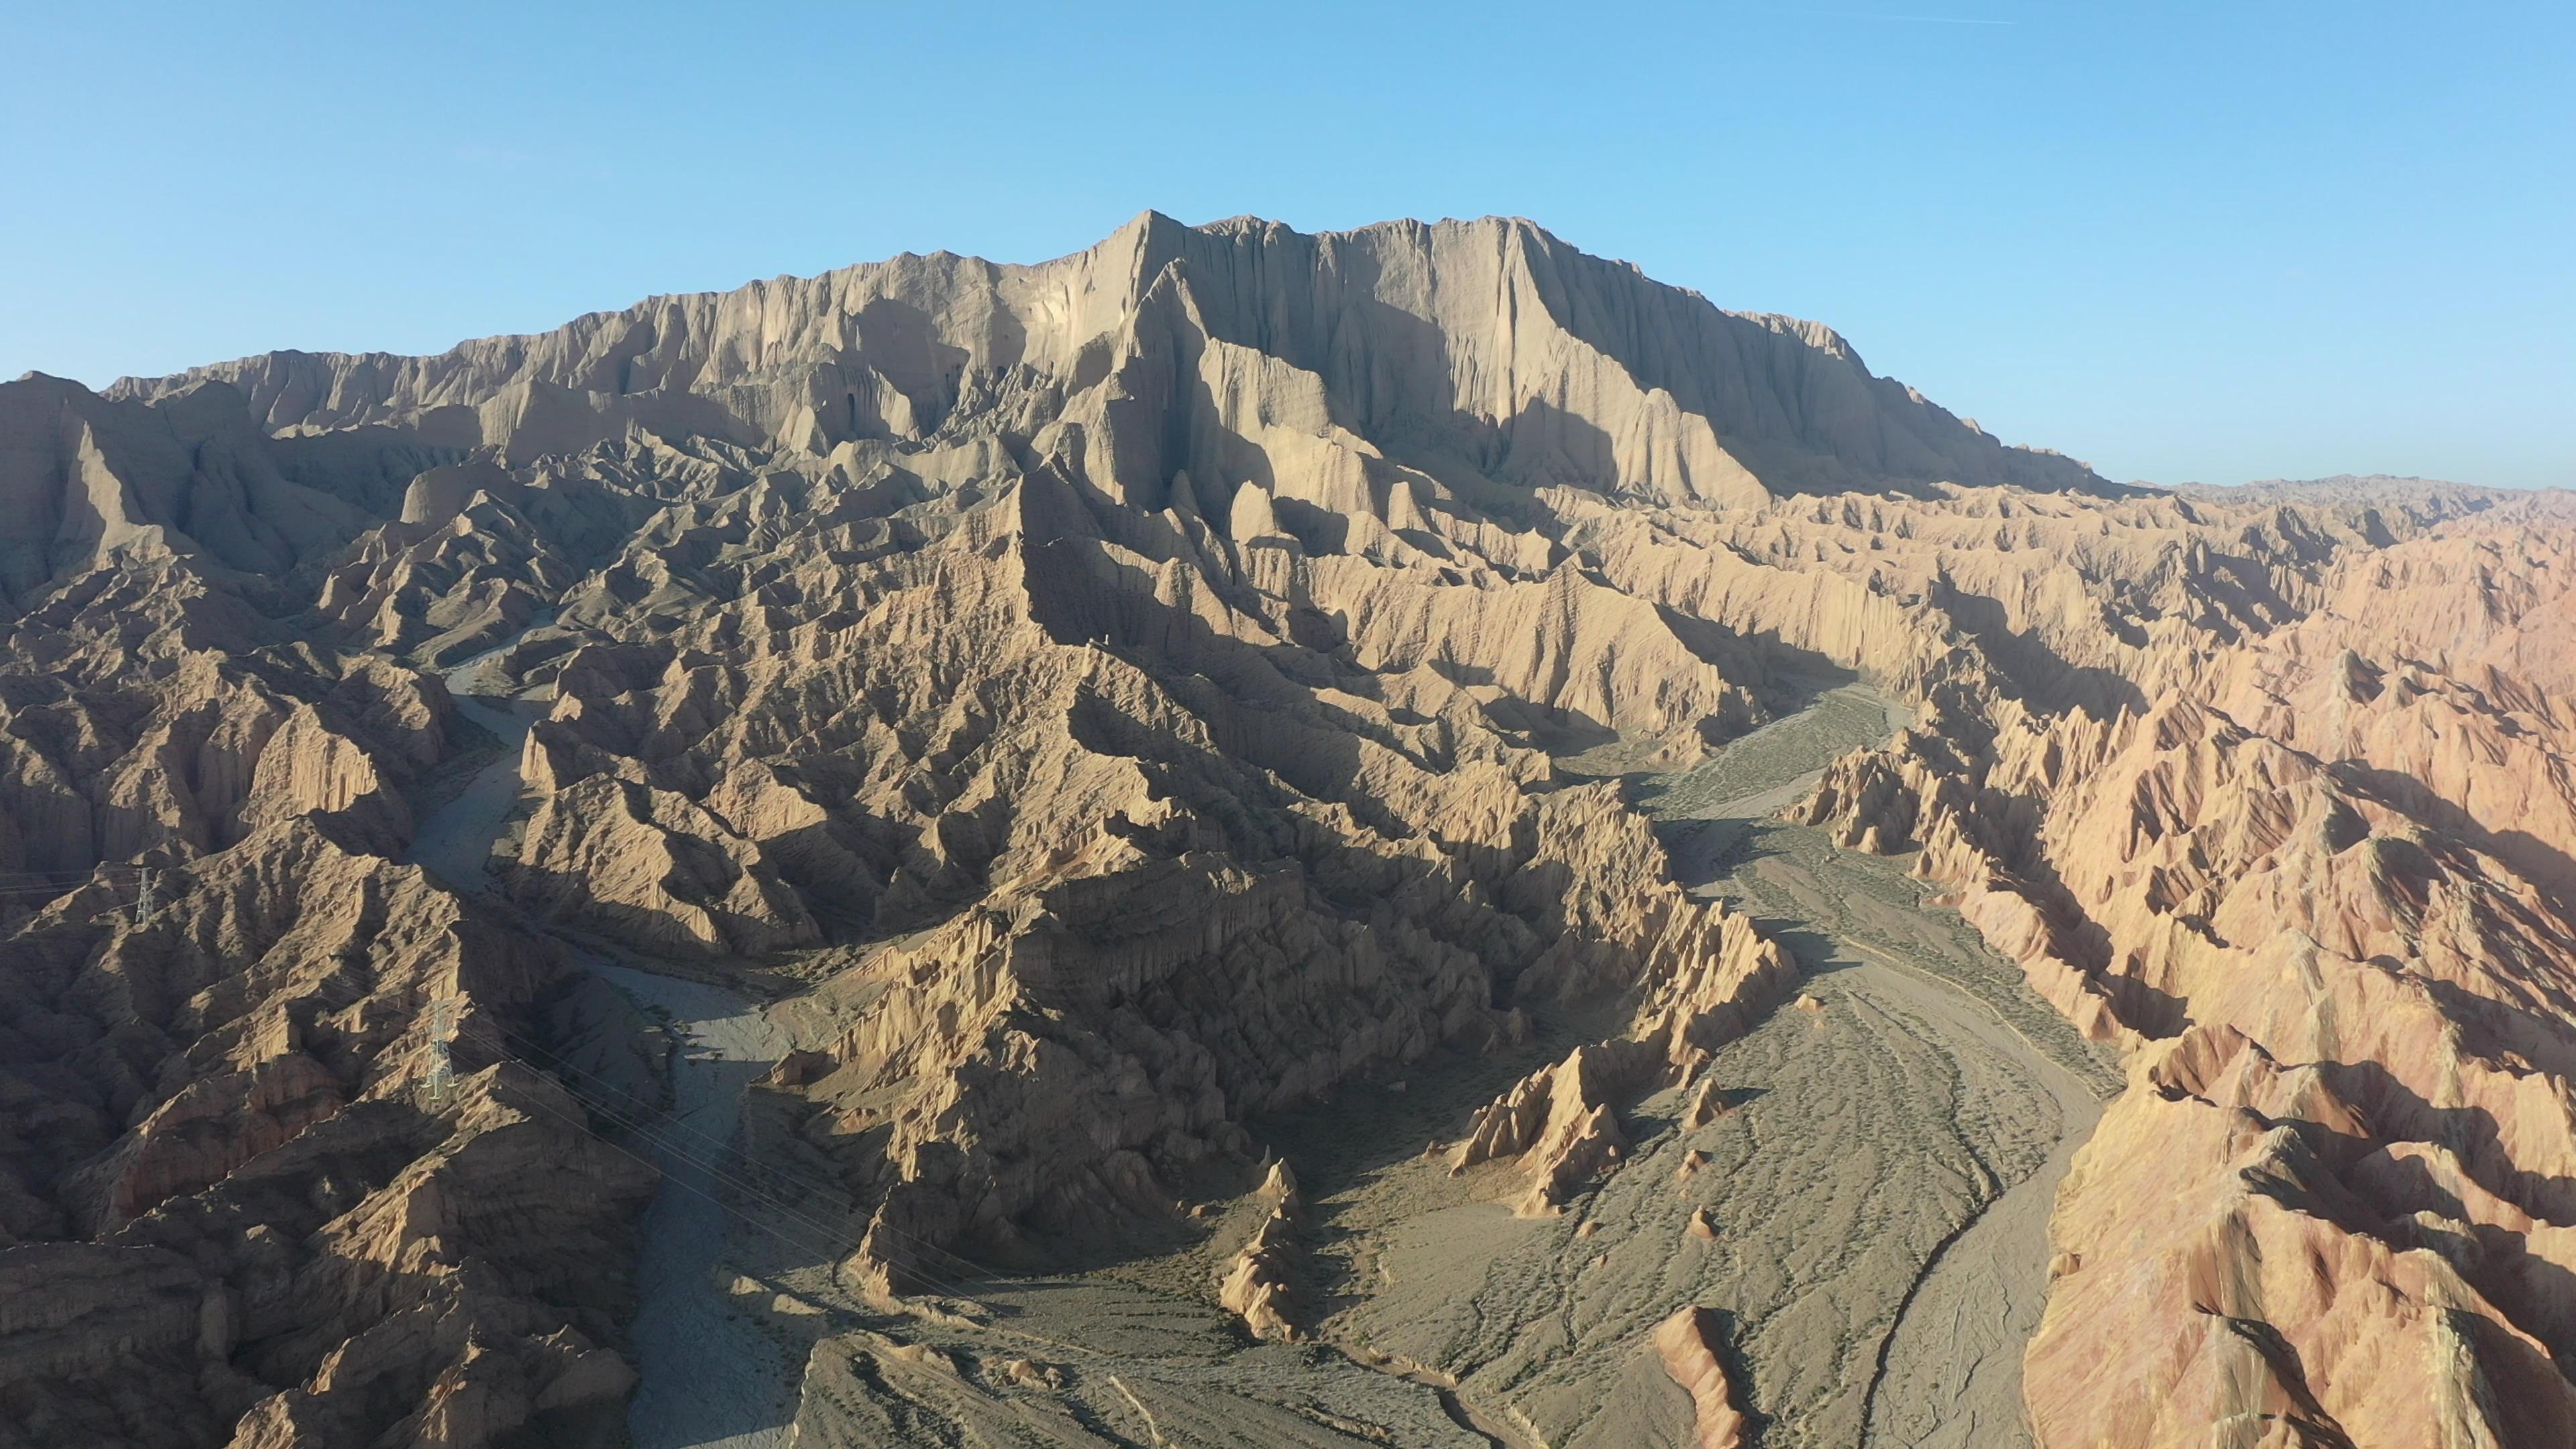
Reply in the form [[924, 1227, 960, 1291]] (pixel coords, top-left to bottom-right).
[[0, 213, 2568, 1448]]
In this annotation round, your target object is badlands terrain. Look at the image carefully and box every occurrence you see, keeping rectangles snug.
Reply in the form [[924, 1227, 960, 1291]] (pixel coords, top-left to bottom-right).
[[0, 211, 2570, 1448]]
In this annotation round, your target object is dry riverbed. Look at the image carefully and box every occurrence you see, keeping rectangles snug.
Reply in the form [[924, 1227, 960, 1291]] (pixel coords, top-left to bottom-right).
[[410, 629, 807, 1449], [413, 663, 2116, 1446], [804, 682, 2117, 1447]]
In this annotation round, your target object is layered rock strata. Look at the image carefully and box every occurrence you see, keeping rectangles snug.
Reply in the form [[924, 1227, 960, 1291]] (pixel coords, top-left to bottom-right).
[[1449, 900, 1795, 1214], [0, 211, 2564, 1446], [1793, 489, 2576, 1445]]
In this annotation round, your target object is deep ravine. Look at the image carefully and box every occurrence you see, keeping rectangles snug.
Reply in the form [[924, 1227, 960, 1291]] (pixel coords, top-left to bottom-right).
[[409, 629, 802, 1449]]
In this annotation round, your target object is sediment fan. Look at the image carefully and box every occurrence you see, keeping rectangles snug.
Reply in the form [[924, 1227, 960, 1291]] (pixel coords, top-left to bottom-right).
[[1, 213, 2571, 1449]]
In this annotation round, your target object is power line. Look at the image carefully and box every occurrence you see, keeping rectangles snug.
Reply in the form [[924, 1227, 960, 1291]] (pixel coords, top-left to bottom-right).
[[57, 864, 1034, 1322], [448, 1014, 1080, 1340], [445, 1006, 1015, 1302], [422, 995, 457, 1108], [294, 972, 1018, 1311]]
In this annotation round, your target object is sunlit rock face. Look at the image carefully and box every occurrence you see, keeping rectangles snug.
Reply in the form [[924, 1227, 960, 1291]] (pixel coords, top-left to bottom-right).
[[1796, 492, 2576, 1445], [0, 211, 2566, 1446]]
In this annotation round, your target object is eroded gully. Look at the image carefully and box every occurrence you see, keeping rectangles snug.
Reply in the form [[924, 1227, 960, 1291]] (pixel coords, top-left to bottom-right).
[[1645, 684, 2113, 1448], [408, 628, 800, 1449]]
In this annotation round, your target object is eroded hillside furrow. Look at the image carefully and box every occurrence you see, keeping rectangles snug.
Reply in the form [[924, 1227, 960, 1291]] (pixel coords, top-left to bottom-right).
[[410, 625, 810, 1449], [2, 211, 2568, 1448], [1260, 683, 2115, 1449]]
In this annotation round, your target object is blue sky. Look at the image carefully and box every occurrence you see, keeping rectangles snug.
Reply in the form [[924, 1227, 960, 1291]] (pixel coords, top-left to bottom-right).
[[3, 1, 2568, 487]]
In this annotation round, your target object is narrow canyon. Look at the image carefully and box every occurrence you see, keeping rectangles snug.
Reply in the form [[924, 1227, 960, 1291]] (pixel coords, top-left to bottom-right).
[[2, 213, 2569, 1448]]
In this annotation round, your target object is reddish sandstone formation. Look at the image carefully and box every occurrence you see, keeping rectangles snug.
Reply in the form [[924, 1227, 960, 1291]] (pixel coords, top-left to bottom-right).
[[1652, 1305, 1750, 1449], [4, 209, 2568, 1445], [1794, 492, 2576, 1445]]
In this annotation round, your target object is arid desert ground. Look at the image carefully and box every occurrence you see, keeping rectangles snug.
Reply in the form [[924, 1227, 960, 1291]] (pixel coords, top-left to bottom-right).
[[3, 213, 2573, 1448]]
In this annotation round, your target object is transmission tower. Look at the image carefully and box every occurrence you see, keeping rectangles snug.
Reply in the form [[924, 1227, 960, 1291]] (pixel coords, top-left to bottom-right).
[[133, 867, 153, 925], [422, 997, 459, 1108]]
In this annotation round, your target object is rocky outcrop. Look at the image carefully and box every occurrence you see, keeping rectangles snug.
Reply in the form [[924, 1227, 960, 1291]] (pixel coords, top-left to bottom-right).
[[510, 774, 819, 957], [1652, 1305, 1750, 1449], [0, 531, 653, 1446], [0, 1242, 237, 1448], [2021, 1026, 2576, 1448], [207, 1067, 652, 1449], [0, 374, 382, 606], [1790, 492, 2576, 1444], [0, 817, 657, 1448], [5, 210, 2567, 1444], [1217, 1161, 1303, 1340], [1452, 1045, 1635, 1216], [1453, 897, 1796, 1214]]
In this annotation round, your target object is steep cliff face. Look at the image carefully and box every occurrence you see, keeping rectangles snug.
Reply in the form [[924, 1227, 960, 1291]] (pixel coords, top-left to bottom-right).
[[101, 213, 2110, 508], [1, 215, 2565, 1446], [1794, 488, 2576, 1446]]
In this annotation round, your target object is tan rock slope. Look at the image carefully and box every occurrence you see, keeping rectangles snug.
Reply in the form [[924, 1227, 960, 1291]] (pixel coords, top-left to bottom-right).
[[1793, 486, 2576, 1445], [0, 212, 2565, 1446]]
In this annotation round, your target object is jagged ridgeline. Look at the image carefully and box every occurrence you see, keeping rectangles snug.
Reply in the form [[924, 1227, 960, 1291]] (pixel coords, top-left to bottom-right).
[[1, 213, 2571, 1449]]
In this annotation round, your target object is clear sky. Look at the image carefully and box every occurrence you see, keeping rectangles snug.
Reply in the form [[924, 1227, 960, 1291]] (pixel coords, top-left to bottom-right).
[[4, 2, 2569, 488]]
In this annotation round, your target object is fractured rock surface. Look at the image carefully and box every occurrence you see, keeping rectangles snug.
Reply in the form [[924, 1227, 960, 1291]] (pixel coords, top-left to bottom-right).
[[0, 212, 2567, 1447]]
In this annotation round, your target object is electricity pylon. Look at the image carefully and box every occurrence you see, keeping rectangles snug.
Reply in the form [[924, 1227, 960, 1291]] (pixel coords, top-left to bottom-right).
[[422, 997, 459, 1108]]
